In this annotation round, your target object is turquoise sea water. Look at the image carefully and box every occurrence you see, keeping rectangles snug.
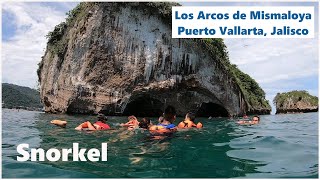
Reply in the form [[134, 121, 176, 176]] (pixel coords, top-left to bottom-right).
[[2, 109, 318, 178]]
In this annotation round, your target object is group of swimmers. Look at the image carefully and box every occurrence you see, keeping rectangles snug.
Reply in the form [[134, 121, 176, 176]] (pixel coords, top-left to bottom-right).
[[50, 105, 260, 133], [72, 106, 203, 134]]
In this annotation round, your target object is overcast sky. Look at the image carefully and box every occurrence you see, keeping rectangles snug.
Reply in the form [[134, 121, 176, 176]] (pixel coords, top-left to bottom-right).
[[2, 2, 318, 114]]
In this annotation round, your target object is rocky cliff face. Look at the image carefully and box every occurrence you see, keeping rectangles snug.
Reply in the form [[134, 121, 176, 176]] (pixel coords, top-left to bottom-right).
[[38, 2, 270, 117], [274, 91, 318, 114]]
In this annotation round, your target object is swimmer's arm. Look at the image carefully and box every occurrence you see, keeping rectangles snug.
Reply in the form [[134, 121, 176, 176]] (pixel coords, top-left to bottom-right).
[[75, 124, 84, 130], [75, 121, 90, 130], [237, 120, 246, 124], [237, 120, 252, 125], [75, 121, 96, 130], [120, 121, 135, 127], [196, 122, 203, 128], [120, 123, 130, 127], [88, 122, 98, 130], [177, 122, 184, 128], [191, 122, 197, 127]]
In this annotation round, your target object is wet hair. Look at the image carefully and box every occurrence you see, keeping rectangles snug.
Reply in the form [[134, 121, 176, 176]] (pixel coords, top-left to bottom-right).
[[128, 115, 137, 121], [253, 115, 260, 121], [158, 116, 164, 123], [139, 118, 150, 129], [97, 113, 107, 122], [164, 105, 176, 123], [186, 112, 196, 122]]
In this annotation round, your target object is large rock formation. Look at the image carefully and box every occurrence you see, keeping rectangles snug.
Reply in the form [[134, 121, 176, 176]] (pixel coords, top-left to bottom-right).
[[274, 90, 318, 114], [38, 2, 271, 117]]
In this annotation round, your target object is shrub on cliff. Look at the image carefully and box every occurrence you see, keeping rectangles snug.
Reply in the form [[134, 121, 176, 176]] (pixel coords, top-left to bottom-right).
[[45, 3, 89, 59], [46, 3, 85, 44]]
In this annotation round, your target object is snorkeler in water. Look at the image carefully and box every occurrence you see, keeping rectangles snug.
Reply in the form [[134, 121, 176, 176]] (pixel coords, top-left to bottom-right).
[[139, 117, 151, 129], [177, 112, 203, 129], [120, 115, 139, 130], [237, 115, 260, 125], [149, 106, 177, 134], [75, 113, 110, 131]]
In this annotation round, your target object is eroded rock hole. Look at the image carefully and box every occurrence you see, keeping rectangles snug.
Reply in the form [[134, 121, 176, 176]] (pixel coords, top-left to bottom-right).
[[123, 97, 164, 117], [196, 102, 229, 117]]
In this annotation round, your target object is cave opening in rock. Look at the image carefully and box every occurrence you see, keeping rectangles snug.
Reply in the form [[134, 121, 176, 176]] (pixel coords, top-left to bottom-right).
[[196, 102, 229, 117], [123, 96, 164, 117]]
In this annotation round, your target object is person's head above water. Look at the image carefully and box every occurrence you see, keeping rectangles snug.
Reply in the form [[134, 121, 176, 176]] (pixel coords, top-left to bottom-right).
[[139, 118, 151, 129], [252, 116, 260, 122], [128, 115, 138, 122], [163, 105, 176, 123], [185, 112, 196, 122], [97, 113, 107, 122]]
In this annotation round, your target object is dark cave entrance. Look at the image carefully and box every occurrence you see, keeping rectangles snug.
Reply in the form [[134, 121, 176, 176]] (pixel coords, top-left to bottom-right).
[[123, 96, 164, 117], [196, 102, 229, 117]]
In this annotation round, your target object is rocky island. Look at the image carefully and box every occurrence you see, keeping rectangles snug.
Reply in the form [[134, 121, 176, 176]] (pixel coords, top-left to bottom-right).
[[37, 2, 271, 117], [273, 90, 318, 114]]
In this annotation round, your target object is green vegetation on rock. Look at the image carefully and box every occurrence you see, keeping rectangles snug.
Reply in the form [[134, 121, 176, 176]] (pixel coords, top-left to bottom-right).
[[230, 64, 270, 110], [2, 83, 43, 109], [198, 38, 271, 112], [45, 3, 86, 45], [45, 6, 76, 58], [38, 3, 93, 82]]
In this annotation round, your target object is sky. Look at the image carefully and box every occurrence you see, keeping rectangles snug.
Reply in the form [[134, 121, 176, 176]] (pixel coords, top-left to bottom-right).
[[1, 2, 319, 114]]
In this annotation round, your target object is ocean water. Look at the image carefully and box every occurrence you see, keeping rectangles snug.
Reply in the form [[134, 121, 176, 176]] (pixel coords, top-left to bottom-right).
[[2, 108, 318, 178]]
